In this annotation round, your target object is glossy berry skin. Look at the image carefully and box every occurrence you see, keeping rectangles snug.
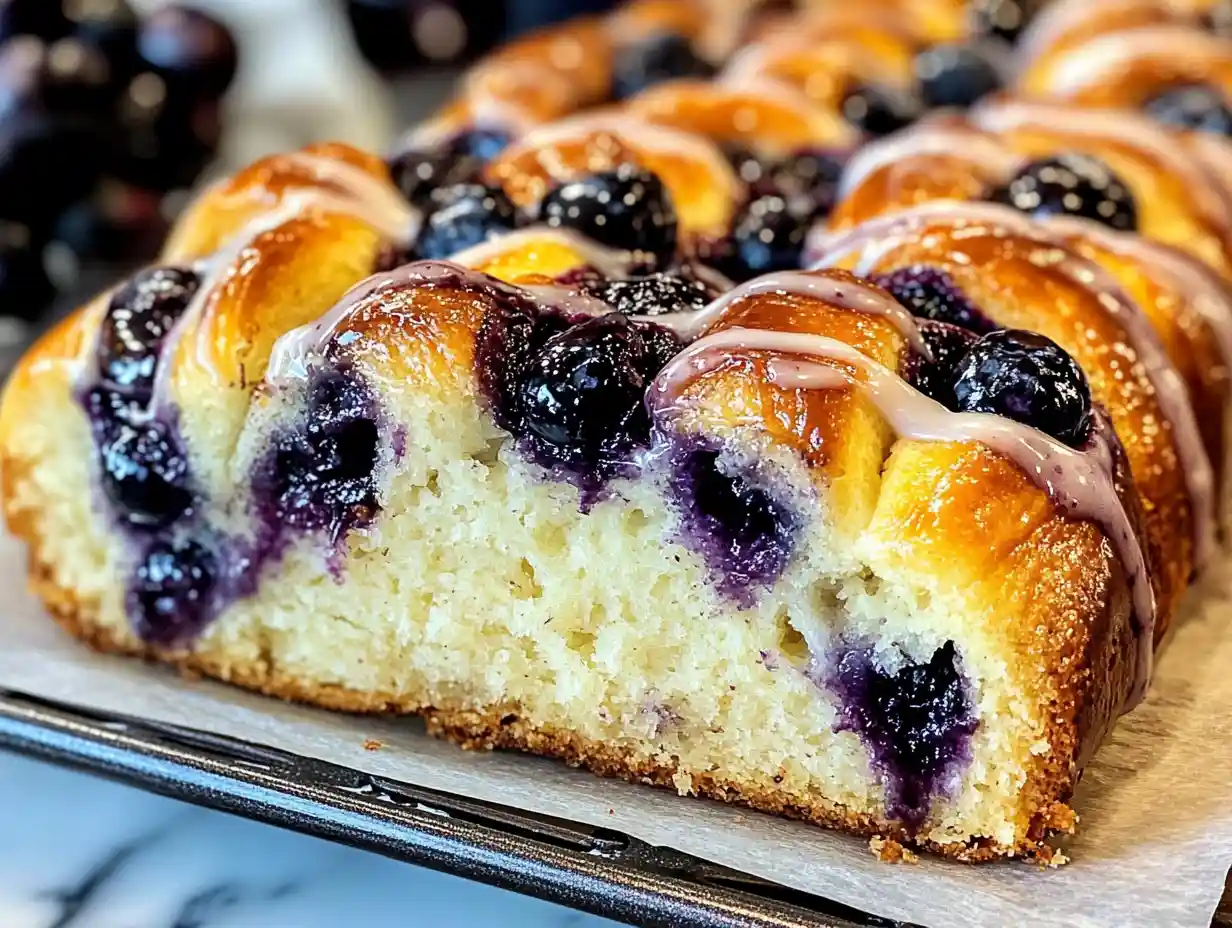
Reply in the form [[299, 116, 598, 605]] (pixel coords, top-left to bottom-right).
[[770, 150, 845, 212], [915, 43, 1002, 110], [969, 0, 1046, 43], [0, 219, 52, 320], [99, 418, 194, 528], [516, 314, 653, 455], [722, 143, 770, 189], [387, 139, 492, 207], [872, 266, 996, 332], [841, 85, 921, 137], [597, 273, 709, 317], [414, 182, 518, 260], [449, 127, 510, 162], [901, 320, 979, 409], [98, 266, 200, 396], [539, 165, 678, 263], [137, 5, 237, 101], [728, 194, 814, 280], [991, 154, 1138, 232], [611, 33, 715, 99], [1144, 84, 1232, 136], [129, 537, 215, 645], [952, 329, 1093, 446]]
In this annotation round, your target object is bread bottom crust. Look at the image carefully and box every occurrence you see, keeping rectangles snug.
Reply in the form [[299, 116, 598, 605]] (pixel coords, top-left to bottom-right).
[[17, 539, 1071, 865]]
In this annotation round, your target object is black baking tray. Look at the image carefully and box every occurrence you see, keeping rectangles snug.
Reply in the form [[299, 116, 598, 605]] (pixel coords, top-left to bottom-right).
[[0, 687, 910, 928]]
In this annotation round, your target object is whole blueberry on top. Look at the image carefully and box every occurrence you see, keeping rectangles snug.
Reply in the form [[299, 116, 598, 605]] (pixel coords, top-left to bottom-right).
[[969, 0, 1046, 43], [512, 313, 677, 468], [722, 142, 771, 189], [915, 43, 1003, 110], [539, 164, 678, 263], [597, 273, 710, 317], [990, 153, 1138, 232], [128, 537, 215, 645], [728, 194, 814, 280], [389, 147, 463, 206], [413, 182, 518, 260], [448, 127, 511, 162], [137, 5, 237, 101], [1144, 84, 1232, 136], [952, 328, 1093, 446], [755, 150, 847, 216], [872, 265, 996, 332], [841, 85, 922, 137], [901, 320, 980, 409], [611, 32, 715, 100], [99, 266, 200, 396]]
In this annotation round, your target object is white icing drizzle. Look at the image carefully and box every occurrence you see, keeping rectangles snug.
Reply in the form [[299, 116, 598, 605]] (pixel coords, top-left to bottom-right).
[[446, 226, 639, 278], [144, 156, 418, 415], [835, 122, 1021, 199], [511, 113, 740, 198], [1015, 0, 1170, 66], [265, 260, 614, 382], [649, 325, 1156, 704], [1032, 24, 1232, 98], [653, 270, 930, 354], [808, 200, 1218, 569], [968, 97, 1232, 229]]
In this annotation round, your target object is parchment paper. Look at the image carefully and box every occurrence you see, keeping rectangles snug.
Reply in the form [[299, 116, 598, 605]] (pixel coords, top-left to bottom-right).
[[1, 532, 1230, 928]]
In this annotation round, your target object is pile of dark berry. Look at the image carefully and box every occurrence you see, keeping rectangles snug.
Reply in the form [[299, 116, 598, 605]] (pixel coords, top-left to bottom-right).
[[0, 0, 236, 332]]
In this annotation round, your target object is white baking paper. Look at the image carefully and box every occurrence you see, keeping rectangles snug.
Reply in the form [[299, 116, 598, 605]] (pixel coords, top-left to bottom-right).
[[1, 532, 1229, 928]]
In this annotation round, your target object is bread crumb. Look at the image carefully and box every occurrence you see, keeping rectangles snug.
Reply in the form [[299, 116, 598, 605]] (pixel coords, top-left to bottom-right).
[[870, 836, 918, 864], [671, 770, 694, 794], [363, 739, 384, 751]]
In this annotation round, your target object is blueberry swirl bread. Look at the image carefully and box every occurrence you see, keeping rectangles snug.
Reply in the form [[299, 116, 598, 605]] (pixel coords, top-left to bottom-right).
[[0, 2, 1226, 863]]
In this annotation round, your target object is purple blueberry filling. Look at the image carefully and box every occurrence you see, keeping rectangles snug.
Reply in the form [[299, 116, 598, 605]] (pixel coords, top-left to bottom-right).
[[252, 368, 383, 546], [98, 266, 200, 398], [666, 439, 800, 606], [826, 641, 977, 828], [476, 299, 681, 502], [128, 536, 216, 646], [871, 266, 996, 333]]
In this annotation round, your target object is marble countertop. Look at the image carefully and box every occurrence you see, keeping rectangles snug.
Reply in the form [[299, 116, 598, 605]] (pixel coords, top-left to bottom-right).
[[0, 750, 620, 928]]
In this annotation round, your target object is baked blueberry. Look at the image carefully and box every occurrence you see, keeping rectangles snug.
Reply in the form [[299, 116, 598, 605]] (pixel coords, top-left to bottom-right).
[[872, 265, 996, 332], [82, 385, 143, 432], [448, 127, 510, 163], [129, 537, 214, 644], [829, 641, 976, 826], [98, 266, 200, 396], [969, 0, 1046, 43], [990, 153, 1138, 232], [728, 194, 814, 279], [669, 443, 798, 605], [413, 182, 518, 260], [597, 273, 709, 317], [841, 85, 921, 137], [1144, 84, 1232, 136], [952, 328, 1093, 446], [722, 142, 771, 189], [516, 314, 654, 457], [611, 33, 714, 99], [769, 150, 846, 212], [99, 418, 193, 528], [915, 43, 1002, 110], [901, 320, 980, 409], [539, 165, 678, 263], [262, 371, 381, 538], [137, 5, 237, 101], [0, 218, 52, 320]]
